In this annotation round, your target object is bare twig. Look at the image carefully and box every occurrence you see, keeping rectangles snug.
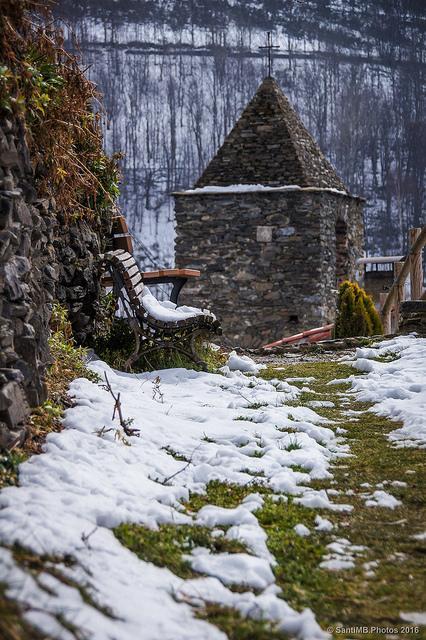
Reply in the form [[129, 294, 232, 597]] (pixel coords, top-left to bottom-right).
[[81, 526, 98, 547], [94, 426, 114, 437], [237, 389, 254, 404], [161, 444, 201, 485], [152, 376, 164, 403], [103, 373, 140, 437]]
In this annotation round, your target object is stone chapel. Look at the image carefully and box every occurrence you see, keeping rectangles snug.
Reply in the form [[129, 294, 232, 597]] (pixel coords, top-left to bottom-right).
[[174, 76, 364, 348]]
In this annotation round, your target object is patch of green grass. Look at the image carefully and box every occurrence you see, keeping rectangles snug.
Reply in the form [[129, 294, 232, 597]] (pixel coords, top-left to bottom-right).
[[256, 497, 331, 608], [275, 425, 298, 434], [140, 341, 225, 374], [247, 402, 269, 410], [240, 468, 266, 477], [308, 408, 426, 636], [195, 603, 286, 639], [26, 400, 65, 456], [187, 480, 268, 512], [234, 415, 256, 422], [49, 303, 101, 392], [281, 437, 302, 451], [161, 445, 189, 462], [374, 351, 400, 363], [249, 449, 265, 458], [289, 464, 309, 474], [136, 348, 205, 373], [264, 362, 357, 387], [260, 359, 426, 637], [0, 450, 27, 489], [114, 523, 247, 580], [114, 497, 291, 638], [198, 343, 227, 372], [187, 481, 330, 624]]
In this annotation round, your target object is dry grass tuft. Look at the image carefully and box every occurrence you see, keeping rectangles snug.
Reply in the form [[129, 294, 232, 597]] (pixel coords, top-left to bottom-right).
[[0, 0, 120, 223]]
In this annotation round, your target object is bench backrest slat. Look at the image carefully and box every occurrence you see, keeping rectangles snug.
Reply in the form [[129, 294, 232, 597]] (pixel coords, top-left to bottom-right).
[[124, 273, 144, 288], [125, 264, 140, 279], [103, 251, 145, 314], [119, 256, 137, 269]]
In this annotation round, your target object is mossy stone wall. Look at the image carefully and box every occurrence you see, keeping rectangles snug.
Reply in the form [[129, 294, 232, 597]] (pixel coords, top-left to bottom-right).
[[0, 115, 104, 448]]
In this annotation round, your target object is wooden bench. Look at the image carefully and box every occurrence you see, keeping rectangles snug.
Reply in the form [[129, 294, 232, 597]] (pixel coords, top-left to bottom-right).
[[101, 250, 221, 369], [106, 215, 200, 304], [101, 267, 200, 305]]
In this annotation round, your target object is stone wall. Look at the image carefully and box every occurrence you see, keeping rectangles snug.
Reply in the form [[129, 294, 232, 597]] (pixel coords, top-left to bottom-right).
[[174, 188, 364, 348], [399, 301, 426, 336], [0, 116, 105, 449]]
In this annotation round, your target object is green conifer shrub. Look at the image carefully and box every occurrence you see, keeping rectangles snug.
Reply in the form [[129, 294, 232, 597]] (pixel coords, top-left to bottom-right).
[[334, 281, 383, 338]]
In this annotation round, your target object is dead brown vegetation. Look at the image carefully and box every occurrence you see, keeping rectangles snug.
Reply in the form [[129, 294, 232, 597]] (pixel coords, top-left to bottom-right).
[[0, 0, 120, 222]]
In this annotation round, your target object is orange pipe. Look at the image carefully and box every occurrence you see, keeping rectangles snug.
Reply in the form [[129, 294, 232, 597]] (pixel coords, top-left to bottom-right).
[[263, 324, 334, 349]]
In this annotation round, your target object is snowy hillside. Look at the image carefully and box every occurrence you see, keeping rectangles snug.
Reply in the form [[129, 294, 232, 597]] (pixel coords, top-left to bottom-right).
[[56, 0, 425, 268]]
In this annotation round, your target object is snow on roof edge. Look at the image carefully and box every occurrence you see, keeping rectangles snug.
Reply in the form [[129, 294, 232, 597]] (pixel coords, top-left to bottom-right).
[[173, 184, 364, 198]]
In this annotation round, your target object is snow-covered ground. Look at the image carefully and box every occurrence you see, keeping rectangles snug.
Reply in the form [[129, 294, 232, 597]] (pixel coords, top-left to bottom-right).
[[0, 334, 424, 638], [350, 335, 426, 449], [0, 357, 350, 639]]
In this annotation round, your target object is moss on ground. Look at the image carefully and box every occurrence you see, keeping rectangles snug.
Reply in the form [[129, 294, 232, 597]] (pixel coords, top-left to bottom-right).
[[187, 480, 268, 512], [114, 523, 247, 580], [262, 361, 426, 639], [116, 361, 426, 639], [4, 354, 424, 639], [195, 604, 285, 640], [256, 497, 331, 606], [114, 519, 288, 638]]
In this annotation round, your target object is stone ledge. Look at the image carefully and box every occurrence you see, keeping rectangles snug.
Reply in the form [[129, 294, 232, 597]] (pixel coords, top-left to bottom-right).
[[241, 334, 394, 356], [400, 300, 426, 313]]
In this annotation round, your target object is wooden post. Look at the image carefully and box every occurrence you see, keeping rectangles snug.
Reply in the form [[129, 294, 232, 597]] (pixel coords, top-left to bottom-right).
[[383, 311, 391, 335], [381, 226, 426, 331], [379, 292, 391, 334], [394, 261, 405, 332], [409, 227, 423, 299]]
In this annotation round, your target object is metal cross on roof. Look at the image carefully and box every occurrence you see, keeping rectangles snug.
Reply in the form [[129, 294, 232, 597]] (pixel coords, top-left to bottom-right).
[[259, 31, 280, 77]]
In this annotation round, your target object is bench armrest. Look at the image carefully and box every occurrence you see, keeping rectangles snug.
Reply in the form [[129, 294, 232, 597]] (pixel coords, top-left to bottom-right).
[[142, 269, 200, 279]]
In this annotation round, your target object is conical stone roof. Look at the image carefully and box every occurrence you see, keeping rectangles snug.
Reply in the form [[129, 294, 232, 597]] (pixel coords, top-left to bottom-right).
[[195, 77, 347, 191]]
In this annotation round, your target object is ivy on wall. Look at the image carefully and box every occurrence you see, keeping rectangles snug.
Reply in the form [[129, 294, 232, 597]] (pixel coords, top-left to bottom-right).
[[0, 0, 120, 225]]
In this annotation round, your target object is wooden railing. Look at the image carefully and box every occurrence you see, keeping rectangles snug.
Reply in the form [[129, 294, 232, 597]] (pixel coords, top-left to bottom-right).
[[380, 226, 426, 334]]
